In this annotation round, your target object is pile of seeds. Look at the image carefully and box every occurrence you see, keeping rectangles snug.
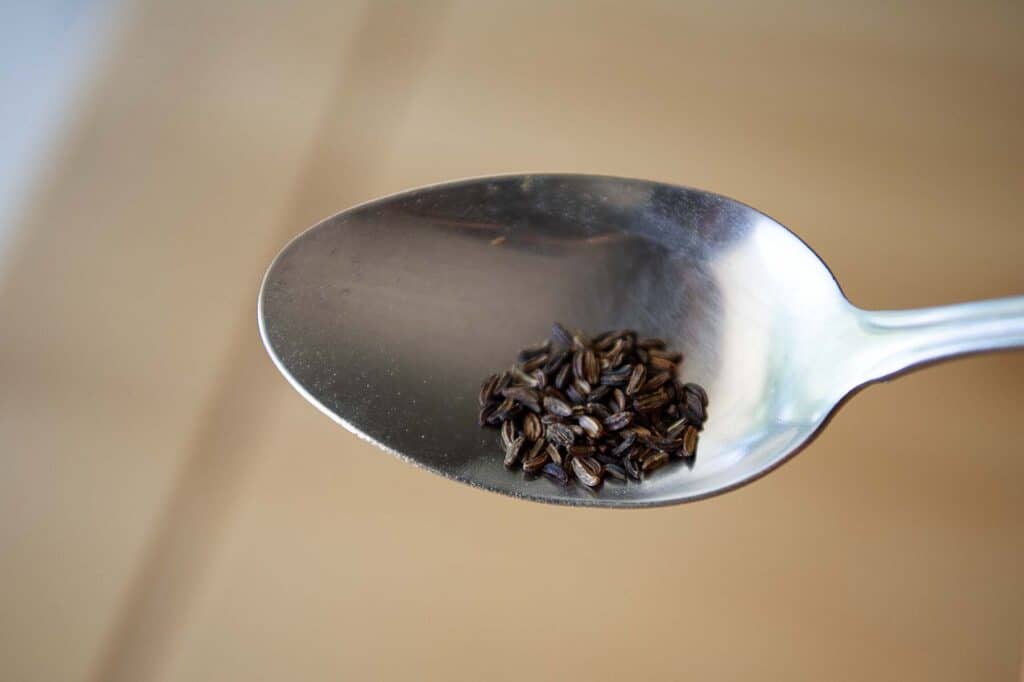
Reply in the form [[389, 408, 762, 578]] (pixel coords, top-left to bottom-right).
[[478, 323, 708, 488]]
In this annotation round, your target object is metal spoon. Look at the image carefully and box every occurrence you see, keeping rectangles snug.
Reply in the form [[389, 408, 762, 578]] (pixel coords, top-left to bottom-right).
[[258, 174, 1023, 507]]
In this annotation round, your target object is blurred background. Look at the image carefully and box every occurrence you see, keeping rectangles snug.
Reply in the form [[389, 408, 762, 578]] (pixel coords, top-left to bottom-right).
[[1, 1, 1022, 680]]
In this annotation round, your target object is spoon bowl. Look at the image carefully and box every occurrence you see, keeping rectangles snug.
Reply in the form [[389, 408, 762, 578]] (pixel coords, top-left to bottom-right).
[[259, 174, 1024, 506]]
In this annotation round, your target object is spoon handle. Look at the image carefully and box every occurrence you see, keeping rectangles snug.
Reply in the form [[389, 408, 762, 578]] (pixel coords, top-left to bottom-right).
[[856, 295, 1024, 381]]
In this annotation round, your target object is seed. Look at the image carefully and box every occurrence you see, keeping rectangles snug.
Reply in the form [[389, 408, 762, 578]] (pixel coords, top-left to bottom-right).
[[603, 463, 627, 481], [583, 349, 600, 385], [611, 388, 627, 412], [572, 350, 586, 383], [554, 363, 572, 390], [599, 365, 632, 386], [543, 395, 573, 417], [502, 386, 541, 412], [682, 390, 706, 424], [489, 398, 518, 423], [683, 382, 709, 408], [546, 423, 575, 448], [542, 462, 569, 485], [681, 425, 699, 458], [500, 420, 517, 449], [623, 456, 641, 480], [572, 456, 603, 488], [572, 378, 592, 398], [478, 403, 496, 427], [641, 371, 672, 393], [587, 403, 611, 420], [565, 383, 584, 404], [626, 364, 646, 395], [587, 384, 610, 402], [545, 442, 563, 466], [517, 340, 551, 363], [542, 348, 570, 375], [603, 411, 633, 431], [648, 348, 682, 363], [551, 322, 574, 348], [521, 439, 548, 472], [479, 373, 500, 406], [611, 431, 636, 456], [637, 337, 666, 350], [641, 450, 669, 472], [649, 355, 677, 372], [570, 444, 596, 457], [509, 366, 539, 387], [504, 435, 525, 468], [578, 415, 604, 439], [665, 417, 689, 438], [523, 412, 543, 441], [520, 352, 549, 373], [633, 389, 669, 412]]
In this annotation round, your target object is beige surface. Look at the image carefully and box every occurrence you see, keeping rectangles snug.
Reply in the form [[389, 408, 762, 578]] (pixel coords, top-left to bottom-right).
[[0, 2, 1022, 681]]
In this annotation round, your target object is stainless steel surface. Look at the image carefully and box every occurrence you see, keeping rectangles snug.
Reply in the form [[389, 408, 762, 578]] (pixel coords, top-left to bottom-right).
[[258, 174, 1024, 507]]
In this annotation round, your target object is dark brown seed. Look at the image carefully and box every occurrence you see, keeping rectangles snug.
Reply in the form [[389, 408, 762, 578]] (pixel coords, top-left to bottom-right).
[[546, 423, 575, 448], [612, 388, 627, 412], [489, 398, 518, 423], [635, 347, 649, 364], [502, 386, 541, 412], [570, 331, 588, 350], [545, 442, 563, 466], [633, 389, 669, 412], [683, 382, 709, 408], [665, 417, 689, 438], [509, 366, 540, 387], [604, 411, 633, 431], [478, 403, 497, 427], [570, 444, 596, 457], [626, 364, 646, 395], [520, 352, 550, 373], [517, 340, 551, 363], [594, 452, 620, 466], [542, 462, 569, 485], [603, 463, 627, 481], [682, 390, 707, 423], [599, 366, 632, 386], [583, 349, 600, 385], [587, 403, 611, 420], [523, 412, 543, 441], [649, 348, 682, 363], [653, 437, 684, 454], [504, 435, 525, 468], [500, 420, 517, 449], [587, 384, 610, 402], [554, 363, 572, 390], [681, 425, 699, 458], [543, 395, 573, 417], [592, 329, 623, 351], [612, 431, 636, 456], [572, 350, 586, 382], [641, 450, 669, 472], [649, 355, 677, 372], [637, 337, 666, 350], [578, 415, 604, 439], [521, 440, 548, 472], [571, 404, 586, 417], [572, 456, 603, 488], [572, 378, 592, 398], [542, 348, 570, 375], [623, 456, 641, 480], [551, 322, 574, 347], [479, 373, 500, 407], [641, 371, 672, 393]]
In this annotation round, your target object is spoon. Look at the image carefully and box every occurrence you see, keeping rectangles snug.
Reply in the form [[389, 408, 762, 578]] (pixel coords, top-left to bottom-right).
[[258, 174, 1023, 507]]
